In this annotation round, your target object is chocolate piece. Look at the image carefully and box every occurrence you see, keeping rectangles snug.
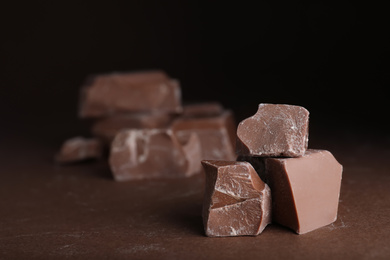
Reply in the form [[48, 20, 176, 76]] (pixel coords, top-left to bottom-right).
[[171, 111, 236, 161], [182, 102, 224, 118], [202, 160, 271, 237], [236, 103, 309, 157], [55, 137, 103, 163], [79, 71, 182, 118], [265, 149, 342, 234], [91, 112, 173, 144], [109, 129, 200, 181]]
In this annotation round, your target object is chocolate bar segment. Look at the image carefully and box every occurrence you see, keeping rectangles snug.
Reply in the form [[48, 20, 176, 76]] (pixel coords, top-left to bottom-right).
[[202, 160, 271, 237], [265, 149, 342, 234], [109, 129, 200, 181], [79, 71, 182, 118], [55, 137, 103, 163], [172, 111, 236, 161], [237, 103, 309, 157]]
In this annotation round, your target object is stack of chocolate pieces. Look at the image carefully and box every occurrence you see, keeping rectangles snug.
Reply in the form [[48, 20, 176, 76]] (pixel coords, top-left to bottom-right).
[[55, 70, 236, 181], [202, 104, 343, 236]]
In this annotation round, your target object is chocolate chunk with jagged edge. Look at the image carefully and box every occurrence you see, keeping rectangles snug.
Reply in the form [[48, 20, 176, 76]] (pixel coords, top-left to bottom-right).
[[79, 70, 182, 118], [201, 160, 271, 237], [55, 137, 103, 163], [265, 149, 343, 234], [237, 103, 309, 157]]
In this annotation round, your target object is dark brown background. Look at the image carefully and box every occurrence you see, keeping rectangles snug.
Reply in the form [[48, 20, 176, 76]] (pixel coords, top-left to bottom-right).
[[1, 1, 389, 136], [1, 1, 390, 259]]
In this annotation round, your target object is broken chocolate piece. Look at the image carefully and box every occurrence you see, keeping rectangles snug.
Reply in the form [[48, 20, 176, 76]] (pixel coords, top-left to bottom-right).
[[79, 71, 182, 118], [182, 102, 224, 118], [91, 112, 173, 144], [171, 111, 236, 161], [55, 137, 103, 163], [236, 103, 309, 157], [109, 129, 200, 181], [265, 149, 342, 234], [202, 160, 271, 237]]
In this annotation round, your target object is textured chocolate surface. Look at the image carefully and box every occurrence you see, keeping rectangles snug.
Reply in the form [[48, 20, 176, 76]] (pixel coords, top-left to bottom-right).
[[55, 137, 103, 163], [79, 71, 182, 118], [172, 111, 236, 161], [202, 160, 271, 237], [109, 129, 200, 181], [265, 149, 343, 234], [236, 104, 309, 157]]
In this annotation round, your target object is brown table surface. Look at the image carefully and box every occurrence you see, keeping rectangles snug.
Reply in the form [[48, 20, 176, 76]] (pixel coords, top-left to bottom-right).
[[1, 127, 390, 259]]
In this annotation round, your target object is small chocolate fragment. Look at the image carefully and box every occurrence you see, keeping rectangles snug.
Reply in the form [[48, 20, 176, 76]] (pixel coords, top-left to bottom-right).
[[172, 111, 236, 161], [202, 160, 271, 237], [109, 129, 200, 181], [265, 149, 342, 234], [182, 102, 224, 118], [79, 71, 182, 118], [236, 103, 309, 157], [55, 137, 103, 163], [91, 112, 173, 144]]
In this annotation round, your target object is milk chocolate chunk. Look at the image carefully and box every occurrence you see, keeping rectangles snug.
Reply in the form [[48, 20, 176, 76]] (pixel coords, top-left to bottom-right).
[[172, 111, 236, 161], [91, 112, 173, 144], [202, 160, 271, 237], [79, 71, 182, 118], [109, 129, 199, 181], [237, 103, 309, 157], [265, 149, 342, 234], [55, 137, 103, 163]]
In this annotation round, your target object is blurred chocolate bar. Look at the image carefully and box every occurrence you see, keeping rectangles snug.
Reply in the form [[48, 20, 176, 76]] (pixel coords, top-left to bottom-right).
[[79, 70, 182, 118], [56, 70, 238, 181]]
